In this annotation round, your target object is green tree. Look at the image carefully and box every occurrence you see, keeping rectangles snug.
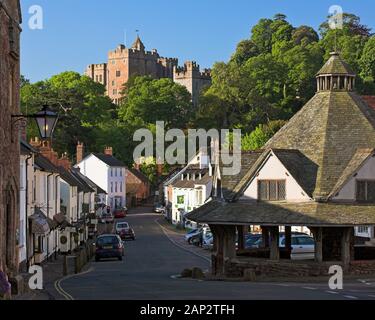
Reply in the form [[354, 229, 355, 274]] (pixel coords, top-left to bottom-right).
[[360, 36, 375, 80], [242, 120, 286, 151], [21, 71, 115, 159], [119, 76, 193, 129]]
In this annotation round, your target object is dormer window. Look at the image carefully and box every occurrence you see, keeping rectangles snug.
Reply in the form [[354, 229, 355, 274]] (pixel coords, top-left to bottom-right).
[[356, 180, 375, 202], [258, 180, 286, 201]]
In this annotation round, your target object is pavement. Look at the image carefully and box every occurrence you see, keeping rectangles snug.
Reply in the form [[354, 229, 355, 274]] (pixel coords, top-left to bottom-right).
[[43, 207, 375, 300]]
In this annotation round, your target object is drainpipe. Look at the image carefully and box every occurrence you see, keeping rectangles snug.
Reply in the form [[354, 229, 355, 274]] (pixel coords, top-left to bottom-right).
[[25, 153, 33, 271], [54, 174, 60, 260], [47, 172, 54, 261]]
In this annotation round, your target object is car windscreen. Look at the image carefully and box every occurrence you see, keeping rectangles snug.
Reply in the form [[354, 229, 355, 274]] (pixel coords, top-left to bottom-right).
[[116, 223, 129, 229], [97, 236, 118, 246]]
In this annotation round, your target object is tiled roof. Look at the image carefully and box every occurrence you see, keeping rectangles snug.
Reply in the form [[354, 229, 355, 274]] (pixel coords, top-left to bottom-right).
[[92, 153, 126, 167], [71, 168, 101, 193], [187, 199, 375, 226], [317, 52, 356, 75], [362, 96, 375, 111]]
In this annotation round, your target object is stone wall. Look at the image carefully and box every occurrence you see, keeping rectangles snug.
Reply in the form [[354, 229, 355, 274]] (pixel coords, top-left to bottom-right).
[[223, 257, 375, 278], [0, 0, 22, 279]]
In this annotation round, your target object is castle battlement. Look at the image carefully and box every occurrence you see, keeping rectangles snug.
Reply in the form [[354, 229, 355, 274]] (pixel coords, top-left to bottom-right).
[[173, 61, 211, 80]]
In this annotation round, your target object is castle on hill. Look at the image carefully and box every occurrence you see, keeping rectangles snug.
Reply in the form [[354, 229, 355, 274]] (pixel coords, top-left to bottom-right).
[[85, 36, 211, 105]]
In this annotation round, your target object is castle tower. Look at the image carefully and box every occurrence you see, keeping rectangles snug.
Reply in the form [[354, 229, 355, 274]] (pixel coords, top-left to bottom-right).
[[173, 61, 212, 106]]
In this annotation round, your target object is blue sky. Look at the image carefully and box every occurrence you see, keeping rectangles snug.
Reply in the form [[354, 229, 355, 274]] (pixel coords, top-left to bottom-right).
[[21, 0, 375, 82]]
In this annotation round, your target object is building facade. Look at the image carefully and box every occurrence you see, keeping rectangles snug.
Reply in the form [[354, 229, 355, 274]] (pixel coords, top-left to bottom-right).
[[126, 167, 151, 207], [0, 0, 22, 282], [85, 36, 211, 105], [188, 53, 375, 277], [76, 147, 127, 211]]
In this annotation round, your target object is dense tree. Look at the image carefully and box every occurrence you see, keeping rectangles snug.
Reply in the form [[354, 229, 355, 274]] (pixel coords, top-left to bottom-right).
[[242, 120, 286, 151], [231, 40, 259, 65], [118, 76, 193, 130], [360, 36, 375, 79], [21, 72, 116, 160], [292, 26, 319, 46]]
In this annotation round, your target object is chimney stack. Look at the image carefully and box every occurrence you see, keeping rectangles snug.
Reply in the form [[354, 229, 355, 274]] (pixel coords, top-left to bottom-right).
[[104, 146, 113, 156], [76, 141, 84, 164], [58, 153, 71, 170]]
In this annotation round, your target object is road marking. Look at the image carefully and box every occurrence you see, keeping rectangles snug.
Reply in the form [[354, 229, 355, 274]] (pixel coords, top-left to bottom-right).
[[54, 267, 94, 300], [344, 295, 358, 300], [368, 295, 375, 298], [276, 284, 290, 287], [302, 287, 317, 290], [326, 291, 339, 295], [154, 219, 210, 263]]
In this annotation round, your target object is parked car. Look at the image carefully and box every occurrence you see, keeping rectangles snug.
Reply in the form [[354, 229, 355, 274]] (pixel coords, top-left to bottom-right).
[[115, 221, 136, 241], [245, 234, 263, 249], [114, 207, 128, 219], [184, 228, 200, 242], [154, 203, 165, 213], [280, 235, 315, 260], [202, 234, 214, 250], [95, 234, 124, 261], [248, 233, 315, 260], [101, 212, 114, 224]]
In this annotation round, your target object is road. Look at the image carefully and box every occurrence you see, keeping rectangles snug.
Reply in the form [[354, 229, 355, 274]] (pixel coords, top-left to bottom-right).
[[56, 208, 375, 300]]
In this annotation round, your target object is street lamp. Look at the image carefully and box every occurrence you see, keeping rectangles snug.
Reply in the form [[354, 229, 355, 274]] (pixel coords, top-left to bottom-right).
[[12, 105, 59, 140], [34, 105, 59, 139]]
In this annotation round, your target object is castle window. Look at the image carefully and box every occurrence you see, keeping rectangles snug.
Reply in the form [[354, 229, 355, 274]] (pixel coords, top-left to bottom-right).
[[258, 180, 286, 201], [99, 75, 103, 83], [356, 180, 375, 202], [113, 89, 117, 95], [116, 70, 121, 77], [112, 81, 115, 86]]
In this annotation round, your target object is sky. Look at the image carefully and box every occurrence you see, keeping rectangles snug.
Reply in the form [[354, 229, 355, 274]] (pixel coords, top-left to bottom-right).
[[21, 0, 375, 82]]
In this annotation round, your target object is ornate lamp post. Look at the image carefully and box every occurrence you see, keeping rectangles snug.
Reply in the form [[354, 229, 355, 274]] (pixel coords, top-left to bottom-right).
[[12, 105, 59, 140]]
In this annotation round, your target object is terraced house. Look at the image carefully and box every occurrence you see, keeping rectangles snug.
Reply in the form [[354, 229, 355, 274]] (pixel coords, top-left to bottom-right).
[[187, 53, 375, 277]]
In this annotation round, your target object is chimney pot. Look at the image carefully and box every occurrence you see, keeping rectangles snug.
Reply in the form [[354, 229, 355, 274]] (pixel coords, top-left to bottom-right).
[[104, 146, 113, 156]]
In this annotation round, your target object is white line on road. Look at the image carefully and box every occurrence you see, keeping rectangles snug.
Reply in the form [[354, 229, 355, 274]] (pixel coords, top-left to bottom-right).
[[155, 219, 211, 263], [326, 291, 339, 295], [344, 295, 358, 300], [302, 287, 318, 290]]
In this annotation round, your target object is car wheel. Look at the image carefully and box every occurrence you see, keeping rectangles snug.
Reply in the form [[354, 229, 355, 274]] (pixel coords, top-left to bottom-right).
[[118, 256, 123, 261], [95, 257, 100, 262]]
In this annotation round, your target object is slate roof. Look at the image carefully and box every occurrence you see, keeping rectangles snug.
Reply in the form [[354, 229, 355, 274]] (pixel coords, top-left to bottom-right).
[[220, 151, 263, 201], [34, 154, 59, 174], [92, 153, 126, 167], [172, 167, 212, 189], [58, 166, 93, 193], [71, 168, 101, 194], [20, 140, 37, 155], [187, 199, 375, 227], [264, 91, 375, 200], [329, 148, 375, 199], [187, 53, 375, 227], [317, 52, 356, 76]]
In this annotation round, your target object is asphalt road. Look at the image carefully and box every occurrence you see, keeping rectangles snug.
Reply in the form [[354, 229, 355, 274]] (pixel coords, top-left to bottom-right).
[[57, 209, 375, 300]]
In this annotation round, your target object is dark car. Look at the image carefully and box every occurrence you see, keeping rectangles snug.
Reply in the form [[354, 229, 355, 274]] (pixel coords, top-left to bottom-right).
[[114, 207, 128, 219], [95, 234, 124, 261], [115, 222, 136, 241]]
